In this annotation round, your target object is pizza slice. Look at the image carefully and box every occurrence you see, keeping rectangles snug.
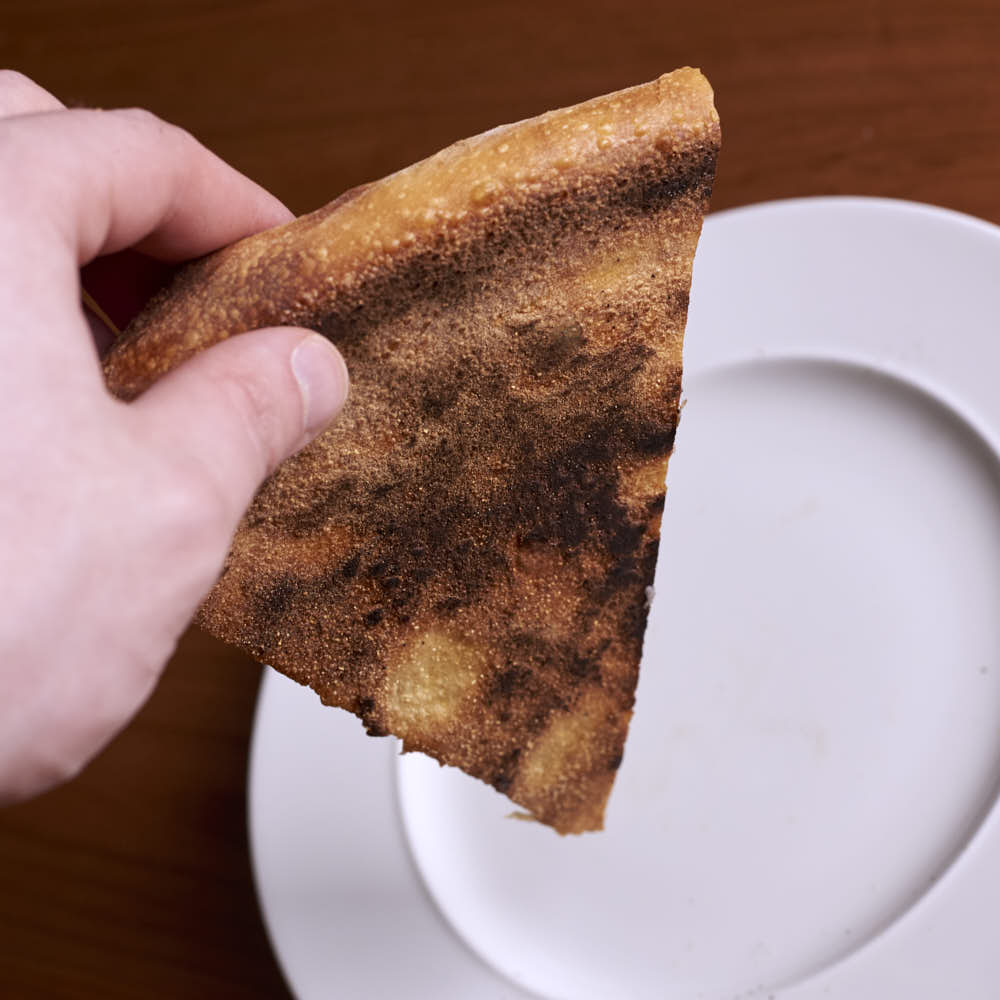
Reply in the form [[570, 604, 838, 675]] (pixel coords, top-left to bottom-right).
[[104, 67, 720, 833]]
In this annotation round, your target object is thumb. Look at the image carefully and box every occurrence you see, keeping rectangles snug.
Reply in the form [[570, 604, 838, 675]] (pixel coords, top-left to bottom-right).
[[131, 327, 349, 525]]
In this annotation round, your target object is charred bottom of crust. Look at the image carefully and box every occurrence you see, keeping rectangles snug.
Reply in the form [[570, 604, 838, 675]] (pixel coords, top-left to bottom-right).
[[192, 146, 715, 833]]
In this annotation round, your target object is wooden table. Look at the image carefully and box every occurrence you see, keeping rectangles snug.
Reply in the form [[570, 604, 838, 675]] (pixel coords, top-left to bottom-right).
[[2, 1, 998, 995]]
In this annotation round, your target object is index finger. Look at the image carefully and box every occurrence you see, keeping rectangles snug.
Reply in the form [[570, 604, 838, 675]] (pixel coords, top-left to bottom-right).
[[0, 106, 293, 272]]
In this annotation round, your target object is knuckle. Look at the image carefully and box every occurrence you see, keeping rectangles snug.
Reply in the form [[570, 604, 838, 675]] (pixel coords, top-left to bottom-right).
[[114, 106, 191, 148], [145, 462, 236, 589], [221, 362, 298, 477], [0, 68, 33, 93], [0, 129, 40, 220], [0, 70, 52, 115], [114, 105, 160, 127], [162, 461, 233, 540]]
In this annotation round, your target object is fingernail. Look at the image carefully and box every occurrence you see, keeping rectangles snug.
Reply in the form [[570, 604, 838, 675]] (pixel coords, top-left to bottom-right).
[[291, 334, 349, 436]]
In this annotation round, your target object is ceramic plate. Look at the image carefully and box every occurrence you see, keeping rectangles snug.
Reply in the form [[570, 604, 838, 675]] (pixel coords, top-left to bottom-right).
[[249, 197, 1000, 999]]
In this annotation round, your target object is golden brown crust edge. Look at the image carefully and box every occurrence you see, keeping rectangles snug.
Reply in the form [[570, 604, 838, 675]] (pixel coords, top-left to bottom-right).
[[104, 69, 720, 834], [105, 68, 718, 398]]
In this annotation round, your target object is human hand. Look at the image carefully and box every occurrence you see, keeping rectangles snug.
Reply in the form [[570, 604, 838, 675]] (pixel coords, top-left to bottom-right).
[[0, 71, 349, 803]]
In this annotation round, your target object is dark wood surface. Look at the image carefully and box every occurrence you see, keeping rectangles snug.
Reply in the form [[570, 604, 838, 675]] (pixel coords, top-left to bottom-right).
[[2, 1, 999, 996]]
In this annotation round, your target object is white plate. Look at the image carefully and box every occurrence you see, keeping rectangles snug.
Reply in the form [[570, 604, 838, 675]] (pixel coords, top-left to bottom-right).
[[248, 197, 1000, 1000]]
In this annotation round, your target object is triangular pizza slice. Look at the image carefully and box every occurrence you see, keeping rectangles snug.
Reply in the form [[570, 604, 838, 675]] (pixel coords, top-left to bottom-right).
[[104, 67, 720, 833]]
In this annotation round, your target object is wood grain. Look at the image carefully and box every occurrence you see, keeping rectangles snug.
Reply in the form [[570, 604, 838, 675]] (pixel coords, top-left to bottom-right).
[[1, 0, 999, 996]]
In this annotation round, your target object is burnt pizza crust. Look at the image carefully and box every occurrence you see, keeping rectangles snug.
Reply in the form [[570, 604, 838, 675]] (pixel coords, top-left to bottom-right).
[[104, 68, 720, 833]]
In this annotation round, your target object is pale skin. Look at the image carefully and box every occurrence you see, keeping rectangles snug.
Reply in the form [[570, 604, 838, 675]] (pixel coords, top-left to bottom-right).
[[0, 71, 350, 803]]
